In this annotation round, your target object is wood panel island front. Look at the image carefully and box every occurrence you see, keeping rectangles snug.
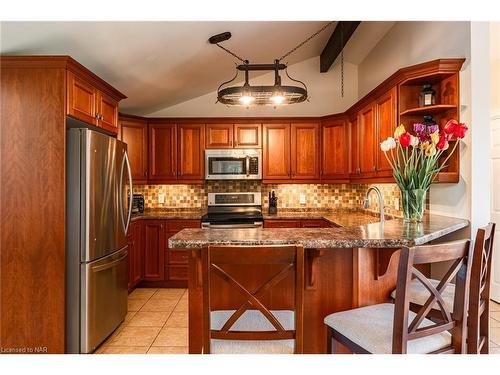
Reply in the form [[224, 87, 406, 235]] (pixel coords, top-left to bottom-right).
[[168, 214, 468, 354]]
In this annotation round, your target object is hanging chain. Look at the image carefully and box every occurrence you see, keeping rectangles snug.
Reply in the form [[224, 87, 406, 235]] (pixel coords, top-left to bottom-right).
[[214, 43, 247, 64], [341, 23, 344, 98], [277, 21, 335, 62], [214, 21, 335, 65]]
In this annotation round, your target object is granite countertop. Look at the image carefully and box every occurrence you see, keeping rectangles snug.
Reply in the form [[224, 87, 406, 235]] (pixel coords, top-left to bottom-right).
[[263, 209, 388, 227], [131, 209, 206, 221], [168, 214, 468, 249]]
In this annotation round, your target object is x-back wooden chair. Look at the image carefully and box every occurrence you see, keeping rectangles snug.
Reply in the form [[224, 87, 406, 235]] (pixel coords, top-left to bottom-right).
[[325, 239, 472, 354], [390, 223, 496, 353], [201, 244, 304, 354]]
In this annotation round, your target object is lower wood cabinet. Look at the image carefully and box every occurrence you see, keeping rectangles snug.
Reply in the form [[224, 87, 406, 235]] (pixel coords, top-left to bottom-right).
[[127, 219, 201, 289], [143, 220, 166, 281], [127, 221, 143, 290], [165, 219, 200, 282]]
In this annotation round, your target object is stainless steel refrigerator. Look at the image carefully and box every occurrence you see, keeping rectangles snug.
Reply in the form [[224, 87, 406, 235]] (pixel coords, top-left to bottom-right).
[[66, 128, 132, 353]]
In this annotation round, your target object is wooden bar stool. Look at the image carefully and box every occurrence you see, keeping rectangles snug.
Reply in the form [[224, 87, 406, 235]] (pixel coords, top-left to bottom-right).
[[389, 223, 496, 353], [201, 244, 304, 354], [324, 240, 472, 354]]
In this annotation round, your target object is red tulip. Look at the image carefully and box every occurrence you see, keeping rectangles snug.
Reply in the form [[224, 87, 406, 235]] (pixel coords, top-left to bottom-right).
[[436, 132, 449, 150], [443, 119, 458, 135], [454, 123, 468, 139], [399, 132, 411, 147]]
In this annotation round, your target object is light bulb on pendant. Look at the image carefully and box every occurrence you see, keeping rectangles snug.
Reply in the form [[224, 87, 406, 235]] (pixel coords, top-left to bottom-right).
[[239, 94, 255, 106], [270, 93, 285, 105]]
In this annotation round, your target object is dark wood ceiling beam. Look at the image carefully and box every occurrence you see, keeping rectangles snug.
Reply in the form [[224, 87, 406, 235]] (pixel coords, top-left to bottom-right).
[[320, 21, 361, 73]]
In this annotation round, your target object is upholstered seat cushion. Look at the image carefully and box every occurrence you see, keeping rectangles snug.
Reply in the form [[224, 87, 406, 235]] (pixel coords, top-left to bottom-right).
[[209, 310, 295, 354], [390, 279, 455, 312], [324, 303, 451, 354]]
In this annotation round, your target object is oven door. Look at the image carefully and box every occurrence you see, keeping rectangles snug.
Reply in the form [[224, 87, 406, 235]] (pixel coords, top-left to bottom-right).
[[205, 149, 261, 180]]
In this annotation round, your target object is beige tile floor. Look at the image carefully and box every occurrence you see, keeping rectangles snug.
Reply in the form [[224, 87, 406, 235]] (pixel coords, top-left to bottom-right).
[[95, 289, 500, 354], [95, 288, 188, 354]]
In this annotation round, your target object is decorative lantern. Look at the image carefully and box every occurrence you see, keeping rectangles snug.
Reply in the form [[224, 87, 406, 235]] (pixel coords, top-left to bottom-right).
[[419, 84, 436, 107]]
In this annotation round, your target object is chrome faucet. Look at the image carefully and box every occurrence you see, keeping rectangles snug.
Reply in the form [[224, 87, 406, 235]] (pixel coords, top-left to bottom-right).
[[364, 186, 385, 222]]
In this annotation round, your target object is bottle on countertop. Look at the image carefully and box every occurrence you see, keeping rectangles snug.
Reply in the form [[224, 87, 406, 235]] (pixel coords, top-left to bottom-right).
[[268, 191, 278, 214]]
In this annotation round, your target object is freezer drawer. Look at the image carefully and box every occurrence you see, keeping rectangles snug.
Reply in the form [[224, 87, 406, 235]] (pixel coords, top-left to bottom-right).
[[81, 247, 128, 353]]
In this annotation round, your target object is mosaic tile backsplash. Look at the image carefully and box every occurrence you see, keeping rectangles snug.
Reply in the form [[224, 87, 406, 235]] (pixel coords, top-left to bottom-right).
[[133, 182, 413, 218]]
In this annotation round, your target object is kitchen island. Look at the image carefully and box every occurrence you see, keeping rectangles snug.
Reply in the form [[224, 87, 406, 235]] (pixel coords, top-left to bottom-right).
[[169, 214, 468, 353]]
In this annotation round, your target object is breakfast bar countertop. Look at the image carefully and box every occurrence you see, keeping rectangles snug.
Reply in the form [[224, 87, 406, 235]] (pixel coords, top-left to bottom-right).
[[169, 214, 469, 249]]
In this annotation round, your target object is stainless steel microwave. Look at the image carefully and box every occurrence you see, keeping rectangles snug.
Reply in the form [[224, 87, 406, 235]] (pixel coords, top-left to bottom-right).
[[205, 149, 262, 180]]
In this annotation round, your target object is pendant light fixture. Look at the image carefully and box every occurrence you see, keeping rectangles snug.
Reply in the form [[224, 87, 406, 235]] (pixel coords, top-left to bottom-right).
[[210, 22, 334, 107]]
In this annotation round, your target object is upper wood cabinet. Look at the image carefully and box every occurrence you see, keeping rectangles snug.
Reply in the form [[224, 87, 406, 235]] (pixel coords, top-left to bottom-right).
[[358, 103, 377, 177], [321, 119, 348, 180], [263, 123, 291, 180], [206, 124, 233, 148], [375, 87, 397, 175], [119, 116, 148, 184], [234, 123, 261, 148], [177, 123, 205, 180], [97, 92, 119, 133], [67, 71, 98, 125], [291, 122, 320, 180], [66, 71, 121, 133], [348, 116, 360, 176], [205, 123, 262, 149], [149, 123, 177, 182]]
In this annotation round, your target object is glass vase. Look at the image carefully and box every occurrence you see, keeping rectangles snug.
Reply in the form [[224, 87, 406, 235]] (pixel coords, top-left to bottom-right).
[[400, 188, 427, 223]]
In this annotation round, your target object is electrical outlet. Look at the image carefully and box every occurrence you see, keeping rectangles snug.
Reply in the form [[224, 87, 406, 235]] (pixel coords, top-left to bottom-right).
[[394, 197, 400, 211], [299, 193, 306, 205], [158, 193, 165, 205]]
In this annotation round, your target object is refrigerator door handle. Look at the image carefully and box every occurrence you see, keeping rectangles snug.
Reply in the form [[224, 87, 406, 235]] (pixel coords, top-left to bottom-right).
[[91, 252, 128, 273], [124, 151, 133, 234]]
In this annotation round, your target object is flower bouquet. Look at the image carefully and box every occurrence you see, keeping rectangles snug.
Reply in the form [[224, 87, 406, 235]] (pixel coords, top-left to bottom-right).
[[380, 119, 468, 222]]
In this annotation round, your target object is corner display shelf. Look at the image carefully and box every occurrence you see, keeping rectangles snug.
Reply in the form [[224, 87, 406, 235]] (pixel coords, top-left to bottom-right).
[[397, 58, 465, 183]]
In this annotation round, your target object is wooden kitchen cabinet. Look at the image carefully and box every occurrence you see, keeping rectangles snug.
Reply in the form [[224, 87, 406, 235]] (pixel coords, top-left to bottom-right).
[[143, 220, 165, 281], [97, 91, 119, 133], [66, 71, 120, 133], [148, 123, 177, 183], [119, 115, 148, 184], [127, 221, 143, 291], [234, 123, 261, 148], [291, 122, 320, 180], [263, 123, 291, 181], [375, 87, 397, 175], [205, 123, 233, 148], [358, 103, 377, 177], [348, 116, 360, 177], [165, 219, 200, 284], [177, 123, 205, 181], [67, 71, 98, 125], [321, 118, 348, 181]]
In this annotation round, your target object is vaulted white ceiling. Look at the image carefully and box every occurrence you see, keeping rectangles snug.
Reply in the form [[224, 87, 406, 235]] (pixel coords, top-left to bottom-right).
[[0, 21, 394, 115]]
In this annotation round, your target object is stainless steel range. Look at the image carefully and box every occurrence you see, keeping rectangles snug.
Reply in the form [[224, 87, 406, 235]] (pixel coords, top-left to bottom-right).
[[201, 192, 263, 229]]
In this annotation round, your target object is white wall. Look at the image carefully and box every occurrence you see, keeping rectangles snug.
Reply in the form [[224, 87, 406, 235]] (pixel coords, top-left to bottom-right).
[[148, 56, 358, 117], [357, 22, 471, 98]]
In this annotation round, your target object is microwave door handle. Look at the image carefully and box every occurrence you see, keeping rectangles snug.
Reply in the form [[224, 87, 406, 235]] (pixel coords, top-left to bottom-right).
[[124, 151, 133, 234], [246, 156, 250, 177]]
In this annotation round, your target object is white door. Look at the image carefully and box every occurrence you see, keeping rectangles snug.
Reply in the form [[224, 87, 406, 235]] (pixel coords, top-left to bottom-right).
[[491, 110, 500, 302]]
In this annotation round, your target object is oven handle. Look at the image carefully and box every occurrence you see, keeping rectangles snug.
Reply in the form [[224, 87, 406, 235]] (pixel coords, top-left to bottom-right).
[[201, 222, 263, 229], [246, 156, 250, 177]]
